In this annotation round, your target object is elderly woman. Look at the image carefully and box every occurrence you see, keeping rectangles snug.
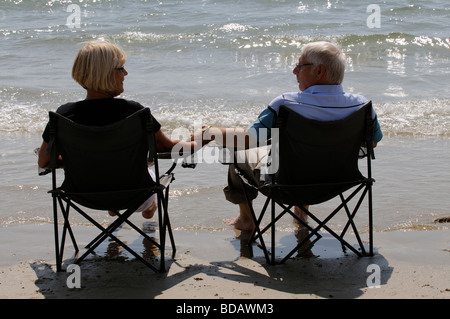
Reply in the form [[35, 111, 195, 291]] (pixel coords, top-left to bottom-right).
[[38, 39, 196, 219]]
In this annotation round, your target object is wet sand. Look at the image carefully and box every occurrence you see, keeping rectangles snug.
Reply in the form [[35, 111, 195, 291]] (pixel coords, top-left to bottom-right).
[[0, 223, 448, 300]]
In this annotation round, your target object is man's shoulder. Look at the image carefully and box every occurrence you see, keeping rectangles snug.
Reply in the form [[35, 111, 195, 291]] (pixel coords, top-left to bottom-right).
[[268, 92, 300, 108], [342, 92, 369, 105]]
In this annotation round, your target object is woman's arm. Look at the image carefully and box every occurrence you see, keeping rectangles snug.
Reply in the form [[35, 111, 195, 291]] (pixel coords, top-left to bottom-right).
[[37, 141, 64, 168], [37, 141, 51, 168], [155, 129, 198, 154]]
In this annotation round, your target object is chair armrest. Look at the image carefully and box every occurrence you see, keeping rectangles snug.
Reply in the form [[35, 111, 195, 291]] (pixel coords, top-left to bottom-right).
[[38, 167, 52, 176], [34, 147, 53, 176], [157, 151, 198, 169]]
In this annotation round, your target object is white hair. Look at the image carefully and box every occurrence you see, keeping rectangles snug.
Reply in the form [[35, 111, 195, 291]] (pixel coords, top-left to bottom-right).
[[300, 41, 346, 84]]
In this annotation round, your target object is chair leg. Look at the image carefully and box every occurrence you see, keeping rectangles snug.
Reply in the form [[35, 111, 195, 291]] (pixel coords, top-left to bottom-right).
[[53, 195, 79, 272], [240, 180, 271, 264], [270, 198, 276, 265], [83, 211, 160, 272], [248, 200, 321, 265], [60, 199, 161, 272], [339, 192, 367, 255], [52, 188, 176, 272], [338, 183, 375, 256], [304, 186, 367, 257], [52, 195, 62, 272], [157, 190, 166, 272], [317, 208, 364, 256], [368, 184, 374, 256], [164, 185, 176, 258], [277, 204, 322, 264], [58, 198, 79, 255], [248, 197, 270, 244]]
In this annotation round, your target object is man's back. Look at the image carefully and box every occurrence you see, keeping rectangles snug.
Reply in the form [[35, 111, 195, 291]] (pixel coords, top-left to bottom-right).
[[248, 84, 382, 144]]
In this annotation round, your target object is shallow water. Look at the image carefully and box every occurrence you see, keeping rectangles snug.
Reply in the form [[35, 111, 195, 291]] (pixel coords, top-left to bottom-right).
[[1, 134, 448, 234]]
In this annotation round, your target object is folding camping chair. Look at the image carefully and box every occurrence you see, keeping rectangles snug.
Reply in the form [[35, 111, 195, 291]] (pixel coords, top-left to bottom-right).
[[236, 102, 376, 265], [46, 108, 176, 272]]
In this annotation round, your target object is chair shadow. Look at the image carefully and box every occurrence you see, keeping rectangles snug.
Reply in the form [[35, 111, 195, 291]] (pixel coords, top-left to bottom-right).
[[31, 224, 393, 299], [31, 219, 178, 298], [217, 227, 393, 299]]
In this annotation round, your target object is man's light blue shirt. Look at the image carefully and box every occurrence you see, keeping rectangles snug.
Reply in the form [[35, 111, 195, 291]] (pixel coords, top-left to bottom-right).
[[248, 85, 383, 143]]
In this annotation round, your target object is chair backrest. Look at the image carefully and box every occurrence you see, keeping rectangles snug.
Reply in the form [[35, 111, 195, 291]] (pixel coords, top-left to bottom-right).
[[274, 102, 373, 186], [48, 108, 157, 205]]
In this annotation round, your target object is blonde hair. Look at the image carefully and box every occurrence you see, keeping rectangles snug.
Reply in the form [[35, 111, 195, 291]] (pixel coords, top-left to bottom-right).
[[72, 40, 126, 93], [300, 41, 346, 84]]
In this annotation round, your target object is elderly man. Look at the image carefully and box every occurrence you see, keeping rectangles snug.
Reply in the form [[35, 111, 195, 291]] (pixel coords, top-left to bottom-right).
[[195, 41, 383, 230]]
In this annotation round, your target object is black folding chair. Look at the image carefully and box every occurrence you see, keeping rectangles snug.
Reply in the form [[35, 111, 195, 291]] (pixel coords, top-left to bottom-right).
[[46, 108, 176, 272], [236, 102, 376, 265]]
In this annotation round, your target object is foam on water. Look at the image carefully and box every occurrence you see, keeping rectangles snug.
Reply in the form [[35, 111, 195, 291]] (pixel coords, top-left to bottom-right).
[[1, 84, 449, 138]]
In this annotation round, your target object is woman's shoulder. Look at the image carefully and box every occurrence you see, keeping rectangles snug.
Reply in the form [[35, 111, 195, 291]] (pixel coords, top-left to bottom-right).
[[55, 101, 78, 114], [113, 98, 145, 109]]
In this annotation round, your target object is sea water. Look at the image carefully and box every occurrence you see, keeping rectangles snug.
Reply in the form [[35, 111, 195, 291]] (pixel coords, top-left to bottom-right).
[[0, 1, 449, 239]]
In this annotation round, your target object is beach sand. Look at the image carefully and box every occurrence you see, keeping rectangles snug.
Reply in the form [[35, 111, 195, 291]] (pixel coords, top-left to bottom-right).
[[0, 224, 448, 300]]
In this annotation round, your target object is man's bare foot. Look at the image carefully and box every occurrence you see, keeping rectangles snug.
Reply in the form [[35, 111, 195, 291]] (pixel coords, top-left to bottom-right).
[[293, 206, 309, 225], [142, 199, 157, 219], [225, 202, 256, 231], [226, 216, 255, 231]]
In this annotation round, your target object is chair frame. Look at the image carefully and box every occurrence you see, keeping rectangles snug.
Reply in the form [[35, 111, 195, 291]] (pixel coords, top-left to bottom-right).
[[46, 108, 176, 273], [239, 102, 375, 265]]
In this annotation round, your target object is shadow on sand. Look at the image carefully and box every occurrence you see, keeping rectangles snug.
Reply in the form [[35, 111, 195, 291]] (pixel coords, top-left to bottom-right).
[[31, 223, 392, 299]]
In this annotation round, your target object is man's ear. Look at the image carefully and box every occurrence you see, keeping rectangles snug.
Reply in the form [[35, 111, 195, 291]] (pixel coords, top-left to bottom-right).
[[316, 64, 327, 82], [318, 64, 325, 75]]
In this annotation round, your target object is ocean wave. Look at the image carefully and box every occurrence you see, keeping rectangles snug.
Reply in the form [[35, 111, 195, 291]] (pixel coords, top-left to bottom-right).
[[376, 99, 450, 137], [132, 97, 450, 138], [2, 87, 448, 138], [114, 28, 450, 50], [0, 87, 74, 134]]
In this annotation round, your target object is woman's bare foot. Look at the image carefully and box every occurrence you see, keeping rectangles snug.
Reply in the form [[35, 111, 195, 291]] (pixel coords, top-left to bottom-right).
[[142, 199, 157, 219], [108, 199, 157, 219], [294, 206, 309, 225], [108, 210, 118, 217]]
